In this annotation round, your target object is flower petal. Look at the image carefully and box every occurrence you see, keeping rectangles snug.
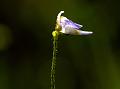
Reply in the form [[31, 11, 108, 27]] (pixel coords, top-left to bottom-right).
[[56, 11, 93, 35]]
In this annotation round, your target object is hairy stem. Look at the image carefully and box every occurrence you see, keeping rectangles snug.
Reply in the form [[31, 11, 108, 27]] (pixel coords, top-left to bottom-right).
[[51, 31, 58, 89]]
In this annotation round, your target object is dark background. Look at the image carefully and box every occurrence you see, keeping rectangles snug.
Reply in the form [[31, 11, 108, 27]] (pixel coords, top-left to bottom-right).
[[0, 0, 120, 89]]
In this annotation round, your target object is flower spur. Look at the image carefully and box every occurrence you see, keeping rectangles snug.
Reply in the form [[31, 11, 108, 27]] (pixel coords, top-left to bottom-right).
[[55, 11, 93, 35]]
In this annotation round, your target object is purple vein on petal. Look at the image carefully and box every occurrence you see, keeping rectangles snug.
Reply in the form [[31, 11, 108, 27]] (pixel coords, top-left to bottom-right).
[[64, 19, 83, 30]]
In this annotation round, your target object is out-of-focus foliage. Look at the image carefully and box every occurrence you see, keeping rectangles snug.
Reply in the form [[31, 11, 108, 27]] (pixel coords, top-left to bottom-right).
[[0, 0, 120, 89]]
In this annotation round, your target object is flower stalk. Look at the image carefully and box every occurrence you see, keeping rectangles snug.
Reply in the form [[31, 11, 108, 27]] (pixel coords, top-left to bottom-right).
[[51, 31, 59, 89]]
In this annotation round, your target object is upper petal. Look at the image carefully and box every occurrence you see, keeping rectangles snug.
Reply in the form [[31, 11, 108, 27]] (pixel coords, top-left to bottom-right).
[[65, 19, 83, 29], [60, 16, 83, 30]]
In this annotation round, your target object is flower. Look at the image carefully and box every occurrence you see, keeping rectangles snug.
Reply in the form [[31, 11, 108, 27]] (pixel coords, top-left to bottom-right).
[[55, 11, 93, 35]]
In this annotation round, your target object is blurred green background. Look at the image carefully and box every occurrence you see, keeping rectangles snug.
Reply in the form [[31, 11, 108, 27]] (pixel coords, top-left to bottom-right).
[[0, 0, 120, 89]]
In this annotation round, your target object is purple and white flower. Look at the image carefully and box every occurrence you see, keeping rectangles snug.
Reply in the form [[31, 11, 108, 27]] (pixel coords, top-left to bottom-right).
[[56, 11, 93, 35]]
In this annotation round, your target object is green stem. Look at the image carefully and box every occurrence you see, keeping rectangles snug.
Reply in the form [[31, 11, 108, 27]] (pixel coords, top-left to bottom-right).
[[51, 31, 58, 89]]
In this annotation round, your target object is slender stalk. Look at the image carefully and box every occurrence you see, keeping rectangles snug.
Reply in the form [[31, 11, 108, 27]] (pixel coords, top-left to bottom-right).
[[51, 31, 58, 89]]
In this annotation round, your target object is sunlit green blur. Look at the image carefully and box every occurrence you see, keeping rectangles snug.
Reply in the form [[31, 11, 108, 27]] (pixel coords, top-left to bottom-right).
[[0, 0, 120, 89]]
